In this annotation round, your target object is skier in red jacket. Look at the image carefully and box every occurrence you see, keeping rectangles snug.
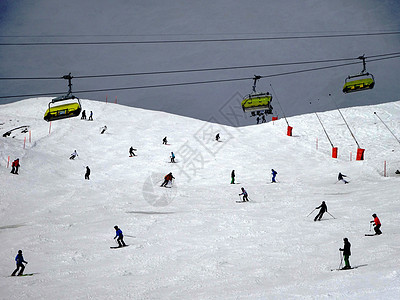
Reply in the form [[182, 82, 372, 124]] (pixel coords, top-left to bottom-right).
[[370, 214, 382, 235]]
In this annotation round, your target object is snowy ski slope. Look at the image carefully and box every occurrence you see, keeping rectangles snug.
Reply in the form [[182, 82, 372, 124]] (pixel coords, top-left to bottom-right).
[[0, 98, 400, 299]]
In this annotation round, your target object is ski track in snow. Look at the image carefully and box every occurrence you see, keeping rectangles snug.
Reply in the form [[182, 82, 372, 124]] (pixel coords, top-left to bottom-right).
[[1, 98, 400, 299]]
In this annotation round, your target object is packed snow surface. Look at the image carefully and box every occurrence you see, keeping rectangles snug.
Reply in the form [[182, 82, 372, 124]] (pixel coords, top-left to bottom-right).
[[1, 98, 400, 299]]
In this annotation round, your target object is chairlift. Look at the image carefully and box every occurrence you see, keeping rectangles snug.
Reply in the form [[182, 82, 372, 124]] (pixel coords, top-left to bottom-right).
[[241, 75, 273, 115], [44, 73, 82, 122], [342, 55, 375, 93]]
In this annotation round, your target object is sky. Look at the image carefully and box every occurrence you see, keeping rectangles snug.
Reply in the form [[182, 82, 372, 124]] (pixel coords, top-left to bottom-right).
[[1, 98, 400, 299], [0, 0, 400, 126]]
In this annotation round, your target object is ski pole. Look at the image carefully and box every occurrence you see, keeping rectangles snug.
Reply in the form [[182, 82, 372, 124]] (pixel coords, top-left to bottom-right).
[[307, 208, 316, 217], [327, 212, 336, 219], [369, 222, 372, 232]]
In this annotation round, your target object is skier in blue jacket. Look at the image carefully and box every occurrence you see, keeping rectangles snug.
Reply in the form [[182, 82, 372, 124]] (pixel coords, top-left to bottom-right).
[[11, 250, 28, 276], [114, 226, 126, 247], [271, 169, 278, 183], [239, 187, 249, 202]]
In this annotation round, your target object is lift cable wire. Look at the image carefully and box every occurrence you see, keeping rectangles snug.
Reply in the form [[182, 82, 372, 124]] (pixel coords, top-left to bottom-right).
[[0, 54, 399, 100], [0, 31, 400, 46], [0, 51, 399, 81]]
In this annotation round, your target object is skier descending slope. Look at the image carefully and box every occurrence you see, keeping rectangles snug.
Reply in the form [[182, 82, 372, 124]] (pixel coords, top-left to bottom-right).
[[161, 172, 174, 187], [338, 172, 349, 184], [231, 170, 235, 184], [11, 250, 28, 276], [113, 226, 126, 248], [238, 187, 249, 202], [314, 201, 327, 221], [369, 214, 382, 235]]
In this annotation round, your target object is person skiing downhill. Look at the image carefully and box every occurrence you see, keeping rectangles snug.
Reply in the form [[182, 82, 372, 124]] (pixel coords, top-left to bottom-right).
[[11, 250, 28, 276], [338, 172, 348, 184], [170, 152, 176, 163], [85, 166, 90, 180], [314, 201, 327, 221], [339, 238, 351, 269], [100, 126, 107, 134], [163, 137, 168, 145], [129, 147, 137, 157], [271, 169, 277, 183], [239, 187, 249, 202], [370, 214, 382, 235], [113, 226, 126, 247], [161, 172, 174, 187], [231, 170, 235, 184], [215, 133, 220, 141], [70, 150, 78, 160]]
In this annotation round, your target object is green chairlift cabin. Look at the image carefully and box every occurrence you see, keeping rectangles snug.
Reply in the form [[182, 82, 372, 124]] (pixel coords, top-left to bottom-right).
[[342, 55, 375, 94], [44, 73, 82, 122], [241, 75, 273, 116]]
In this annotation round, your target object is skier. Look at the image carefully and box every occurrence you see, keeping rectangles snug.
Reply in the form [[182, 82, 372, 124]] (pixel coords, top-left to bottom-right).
[[70, 150, 78, 160], [262, 114, 266, 123], [10, 159, 16, 174], [231, 170, 235, 184], [256, 116, 260, 124], [239, 187, 249, 202], [271, 169, 277, 183], [338, 172, 348, 184], [88, 111, 93, 121], [215, 133, 220, 141], [100, 126, 107, 134], [85, 166, 90, 180], [370, 214, 382, 235], [339, 238, 351, 269], [11, 250, 28, 276], [129, 147, 137, 157], [161, 172, 174, 187], [170, 152, 176, 163], [163, 137, 168, 145], [314, 201, 327, 221], [81, 110, 86, 120], [11, 159, 20, 175], [113, 225, 126, 247]]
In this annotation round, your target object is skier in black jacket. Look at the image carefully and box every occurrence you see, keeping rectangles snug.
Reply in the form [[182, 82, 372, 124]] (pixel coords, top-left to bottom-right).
[[11, 250, 28, 276], [314, 201, 327, 221], [338, 172, 348, 184], [339, 238, 351, 269]]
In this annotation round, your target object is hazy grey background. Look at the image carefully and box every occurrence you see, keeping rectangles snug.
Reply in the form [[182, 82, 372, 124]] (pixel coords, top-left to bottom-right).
[[0, 0, 399, 126]]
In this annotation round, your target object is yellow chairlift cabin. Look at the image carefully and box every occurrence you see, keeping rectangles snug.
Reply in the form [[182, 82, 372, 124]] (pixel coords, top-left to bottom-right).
[[241, 75, 273, 116], [44, 73, 82, 122], [342, 55, 375, 94]]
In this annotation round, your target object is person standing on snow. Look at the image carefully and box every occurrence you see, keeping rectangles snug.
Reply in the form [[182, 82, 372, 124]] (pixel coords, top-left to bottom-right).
[[339, 238, 351, 269], [163, 137, 168, 145], [170, 152, 176, 163], [370, 214, 382, 235], [88, 111, 93, 121], [11, 250, 28, 276], [70, 150, 78, 160], [85, 166, 91, 180], [338, 172, 348, 184], [239, 187, 249, 202], [129, 147, 137, 157], [81, 110, 86, 120], [11, 159, 20, 175], [113, 226, 126, 247], [161, 172, 175, 187], [215, 133, 220, 141], [271, 169, 277, 183], [314, 201, 327, 221], [231, 170, 235, 184]]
